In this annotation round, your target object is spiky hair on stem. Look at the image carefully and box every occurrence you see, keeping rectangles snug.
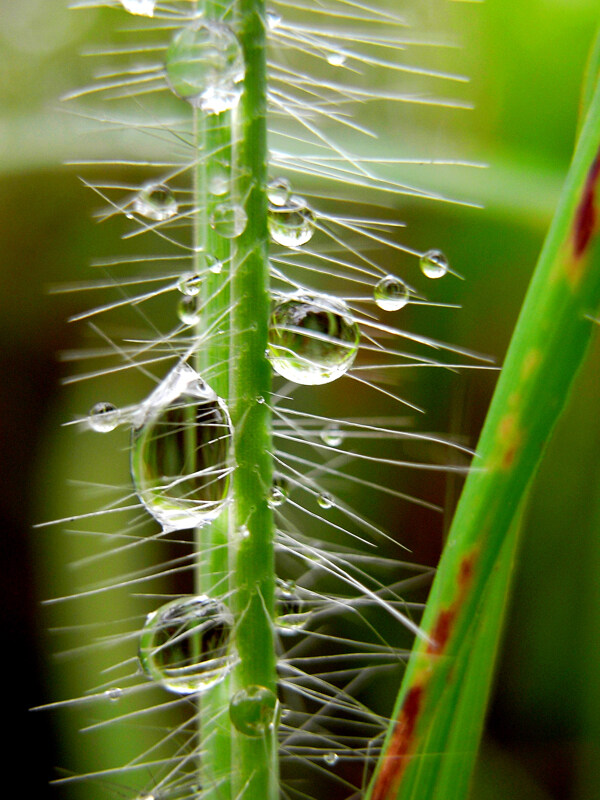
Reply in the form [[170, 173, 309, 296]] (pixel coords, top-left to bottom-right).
[[42, 2, 486, 800]]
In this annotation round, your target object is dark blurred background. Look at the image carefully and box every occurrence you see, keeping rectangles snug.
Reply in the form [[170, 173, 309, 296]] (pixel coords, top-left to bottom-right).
[[2, 1, 599, 798]]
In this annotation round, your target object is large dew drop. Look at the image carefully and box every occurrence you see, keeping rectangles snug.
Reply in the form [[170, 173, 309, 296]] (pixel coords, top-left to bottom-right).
[[374, 275, 409, 311], [229, 685, 279, 737], [131, 363, 232, 532], [420, 249, 449, 279], [166, 22, 245, 114], [139, 596, 234, 694], [210, 202, 247, 238], [268, 293, 360, 385], [133, 183, 178, 222], [120, 0, 155, 16], [268, 195, 316, 247]]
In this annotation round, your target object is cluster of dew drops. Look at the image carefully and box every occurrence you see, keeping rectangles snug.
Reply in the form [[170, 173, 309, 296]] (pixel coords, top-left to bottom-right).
[[87, 0, 451, 742]]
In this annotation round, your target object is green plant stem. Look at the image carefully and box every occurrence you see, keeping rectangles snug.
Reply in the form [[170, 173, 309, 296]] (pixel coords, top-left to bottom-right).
[[229, 2, 278, 800], [192, 4, 236, 798], [367, 73, 600, 800]]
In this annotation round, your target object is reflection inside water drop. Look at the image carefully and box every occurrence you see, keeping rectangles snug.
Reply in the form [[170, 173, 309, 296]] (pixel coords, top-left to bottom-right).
[[133, 183, 178, 222], [130, 364, 232, 532], [268, 293, 360, 385], [210, 202, 248, 238], [139, 595, 234, 694], [88, 402, 120, 433], [268, 195, 316, 247], [229, 685, 279, 737], [374, 275, 409, 311], [420, 249, 449, 279], [166, 22, 245, 114]]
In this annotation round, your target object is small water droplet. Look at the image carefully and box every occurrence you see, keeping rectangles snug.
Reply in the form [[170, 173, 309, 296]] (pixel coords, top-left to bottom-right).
[[266, 11, 282, 30], [208, 162, 229, 195], [133, 183, 178, 222], [119, 0, 155, 16], [104, 687, 123, 702], [210, 202, 248, 238], [317, 492, 334, 509], [277, 583, 310, 633], [239, 524, 250, 540], [268, 195, 316, 247], [374, 275, 410, 311], [178, 273, 202, 297], [166, 22, 245, 114], [208, 256, 223, 274], [420, 249, 449, 279], [267, 177, 291, 207], [139, 595, 234, 695], [327, 53, 346, 66], [268, 476, 289, 508], [320, 423, 344, 447], [229, 685, 279, 737], [268, 293, 360, 385], [131, 364, 232, 532], [178, 295, 201, 325], [88, 402, 120, 433], [256, 395, 266, 404], [324, 752, 339, 766]]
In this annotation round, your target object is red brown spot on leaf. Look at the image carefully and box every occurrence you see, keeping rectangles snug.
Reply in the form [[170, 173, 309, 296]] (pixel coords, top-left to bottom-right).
[[574, 151, 600, 259], [427, 551, 478, 655], [371, 685, 424, 800]]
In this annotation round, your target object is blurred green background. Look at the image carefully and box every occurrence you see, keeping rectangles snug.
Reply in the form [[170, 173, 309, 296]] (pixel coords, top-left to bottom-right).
[[2, 1, 599, 798]]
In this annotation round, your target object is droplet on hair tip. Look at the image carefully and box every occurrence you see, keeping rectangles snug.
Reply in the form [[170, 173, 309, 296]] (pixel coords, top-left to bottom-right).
[[420, 249, 449, 279], [374, 275, 410, 311]]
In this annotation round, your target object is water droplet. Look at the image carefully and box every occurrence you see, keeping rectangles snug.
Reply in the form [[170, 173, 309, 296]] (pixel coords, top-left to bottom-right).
[[166, 22, 245, 114], [88, 402, 120, 433], [120, 0, 155, 16], [320, 423, 343, 447], [324, 752, 339, 766], [268, 196, 316, 247], [327, 53, 346, 66], [208, 256, 223, 274], [239, 524, 250, 540], [139, 595, 234, 694], [268, 476, 289, 508], [268, 293, 360, 385], [317, 492, 334, 509], [266, 11, 282, 30], [256, 395, 266, 404], [208, 162, 229, 195], [230, 685, 279, 737], [178, 295, 201, 325], [133, 183, 178, 222], [210, 202, 248, 238], [374, 275, 410, 311], [104, 687, 123, 702], [420, 249, 449, 279], [178, 273, 202, 297], [131, 364, 233, 532], [277, 583, 310, 633], [267, 177, 291, 207]]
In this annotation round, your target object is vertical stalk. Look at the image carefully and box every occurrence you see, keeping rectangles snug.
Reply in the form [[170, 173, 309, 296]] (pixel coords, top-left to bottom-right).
[[230, 2, 278, 799], [191, 4, 235, 800]]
